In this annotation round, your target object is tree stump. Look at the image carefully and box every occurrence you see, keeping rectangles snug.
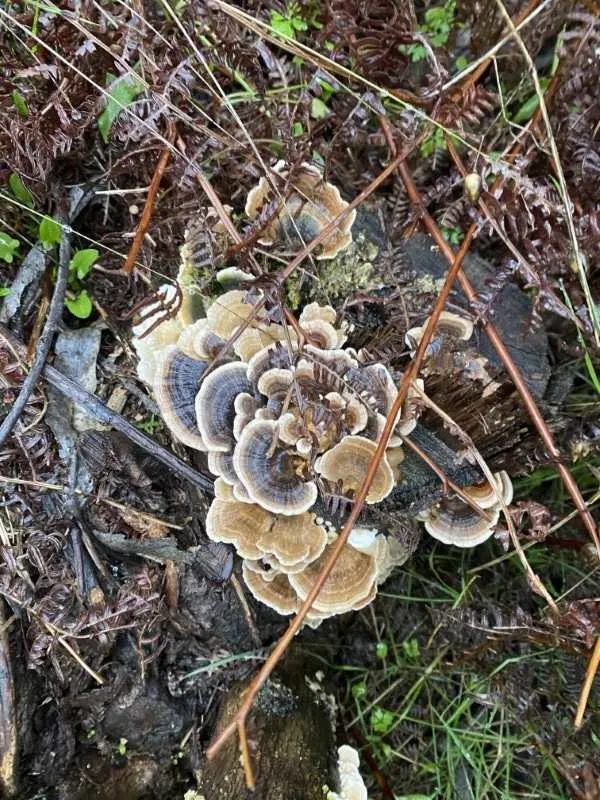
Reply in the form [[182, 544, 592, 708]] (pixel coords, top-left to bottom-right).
[[202, 649, 337, 800]]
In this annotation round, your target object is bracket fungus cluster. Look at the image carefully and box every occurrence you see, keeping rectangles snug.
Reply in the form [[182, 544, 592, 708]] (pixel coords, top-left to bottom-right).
[[132, 167, 513, 623]]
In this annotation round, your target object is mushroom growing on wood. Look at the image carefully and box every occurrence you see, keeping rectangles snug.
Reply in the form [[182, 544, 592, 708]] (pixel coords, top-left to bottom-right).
[[420, 470, 513, 547], [233, 419, 318, 515], [245, 161, 356, 260], [315, 435, 395, 504], [152, 346, 208, 451]]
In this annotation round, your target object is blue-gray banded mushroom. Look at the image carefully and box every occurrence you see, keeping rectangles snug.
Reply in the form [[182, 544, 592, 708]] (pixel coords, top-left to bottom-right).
[[133, 277, 510, 623], [418, 471, 513, 547]]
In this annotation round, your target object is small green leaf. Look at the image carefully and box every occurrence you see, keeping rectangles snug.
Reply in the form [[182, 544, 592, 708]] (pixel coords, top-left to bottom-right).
[[291, 121, 304, 137], [11, 89, 29, 118], [512, 81, 549, 124], [402, 638, 420, 660], [270, 11, 295, 38], [0, 232, 20, 264], [98, 73, 145, 144], [69, 248, 99, 280], [375, 641, 388, 659], [65, 289, 93, 319], [8, 173, 35, 208], [370, 706, 394, 735], [0, 287, 11, 297], [351, 682, 367, 700], [39, 216, 62, 247], [310, 97, 329, 120]]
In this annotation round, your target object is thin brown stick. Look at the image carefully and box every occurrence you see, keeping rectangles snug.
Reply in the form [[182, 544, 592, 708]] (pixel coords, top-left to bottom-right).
[[574, 636, 600, 729], [414, 144, 600, 556], [122, 124, 175, 274], [206, 169, 476, 770]]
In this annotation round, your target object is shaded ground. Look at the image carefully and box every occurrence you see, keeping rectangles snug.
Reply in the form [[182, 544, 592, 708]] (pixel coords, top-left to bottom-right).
[[0, 1, 599, 797]]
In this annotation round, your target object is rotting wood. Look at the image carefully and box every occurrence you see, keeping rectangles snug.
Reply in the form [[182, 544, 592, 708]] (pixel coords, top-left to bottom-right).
[[0, 219, 71, 449], [202, 648, 337, 800], [0, 324, 214, 494], [0, 604, 16, 797]]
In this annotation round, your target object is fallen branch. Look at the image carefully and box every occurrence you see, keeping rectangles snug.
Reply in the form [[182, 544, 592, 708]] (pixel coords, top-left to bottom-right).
[[0, 325, 214, 494], [0, 220, 70, 449]]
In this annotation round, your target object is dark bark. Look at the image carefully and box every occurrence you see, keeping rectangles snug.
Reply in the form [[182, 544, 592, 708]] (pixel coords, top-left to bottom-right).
[[202, 649, 337, 800]]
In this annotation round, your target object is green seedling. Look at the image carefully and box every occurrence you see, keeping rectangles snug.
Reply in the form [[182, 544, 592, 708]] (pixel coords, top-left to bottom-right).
[[9, 173, 35, 208], [0, 232, 20, 264], [98, 72, 145, 143], [64, 248, 99, 319]]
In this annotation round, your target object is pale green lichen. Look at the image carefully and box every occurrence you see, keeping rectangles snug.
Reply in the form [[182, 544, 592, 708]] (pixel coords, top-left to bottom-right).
[[285, 232, 380, 310]]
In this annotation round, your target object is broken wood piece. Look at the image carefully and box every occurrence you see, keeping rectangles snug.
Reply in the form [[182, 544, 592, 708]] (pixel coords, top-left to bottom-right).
[[202, 649, 337, 799]]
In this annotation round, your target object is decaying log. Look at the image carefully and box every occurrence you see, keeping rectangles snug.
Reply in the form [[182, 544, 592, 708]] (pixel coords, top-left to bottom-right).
[[0, 604, 16, 797], [202, 649, 337, 800]]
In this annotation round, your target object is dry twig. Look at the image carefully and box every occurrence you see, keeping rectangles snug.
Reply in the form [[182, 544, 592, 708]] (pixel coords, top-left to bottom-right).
[[122, 124, 175, 274], [0, 220, 70, 449]]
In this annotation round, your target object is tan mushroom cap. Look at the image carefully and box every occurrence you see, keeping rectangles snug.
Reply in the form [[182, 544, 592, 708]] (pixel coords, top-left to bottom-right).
[[242, 563, 299, 616], [195, 361, 252, 452], [303, 319, 347, 350], [257, 513, 328, 571], [257, 367, 294, 399], [299, 302, 337, 327], [344, 394, 369, 435], [132, 288, 183, 386], [205, 290, 256, 340], [289, 540, 377, 615], [464, 470, 513, 509], [245, 161, 356, 260], [233, 392, 259, 441], [278, 411, 305, 446], [233, 324, 288, 362], [152, 345, 208, 450], [247, 342, 296, 388], [316, 435, 395, 504], [405, 310, 474, 351], [205, 495, 273, 560], [233, 419, 318, 515], [423, 497, 501, 547]]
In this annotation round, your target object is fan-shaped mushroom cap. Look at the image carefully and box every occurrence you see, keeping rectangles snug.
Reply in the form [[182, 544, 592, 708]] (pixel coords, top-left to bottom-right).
[[303, 319, 347, 350], [242, 563, 299, 616], [315, 436, 394, 504], [344, 394, 369, 435], [278, 411, 305, 446], [289, 540, 377, 615], [257, 513, 328, 571], [205, 495, 273, 560], [247, 343, 296, 387], [299, 302, 337, 327], [205, 290, 256, 340], [152, 345, 208, 450], [423, 497, 501, 547], [245, 161, 356, 260], [195, 362, 252, 452], [132, 299, 183, 386], [257, 367, 294, 400], [233, 324, 287, 362], [233, 392, 259, 440], [465, 470, 513, 509], [405, 310, 474, 351], [233, 419, 318, 515]]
